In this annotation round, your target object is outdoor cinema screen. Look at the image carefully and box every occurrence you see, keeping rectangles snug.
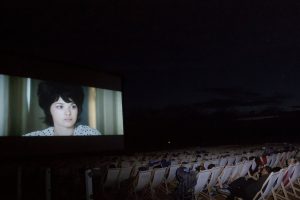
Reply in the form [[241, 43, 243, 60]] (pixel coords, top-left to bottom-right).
[[0, 74, 124, 137]]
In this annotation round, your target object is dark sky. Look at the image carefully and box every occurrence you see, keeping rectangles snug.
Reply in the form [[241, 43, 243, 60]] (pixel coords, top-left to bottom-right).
[[2, 0, 300, 146]]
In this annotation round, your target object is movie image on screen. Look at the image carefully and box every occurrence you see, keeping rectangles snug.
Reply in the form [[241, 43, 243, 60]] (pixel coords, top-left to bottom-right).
[[0, 74, 124, 136]]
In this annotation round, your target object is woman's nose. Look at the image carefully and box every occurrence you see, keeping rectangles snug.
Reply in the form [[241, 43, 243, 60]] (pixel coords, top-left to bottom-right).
[[65, 107, 71, 115]]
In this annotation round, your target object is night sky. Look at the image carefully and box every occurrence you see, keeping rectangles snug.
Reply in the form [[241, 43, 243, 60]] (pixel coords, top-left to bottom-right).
[[2, 0, 300, 149]]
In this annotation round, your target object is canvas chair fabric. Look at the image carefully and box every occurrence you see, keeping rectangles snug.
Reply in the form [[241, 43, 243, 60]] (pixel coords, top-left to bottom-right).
[[207, 166, 223, 188], [194, 169, 211, 199], [253, 171, 281, 200], [218, 165, 235, 188], [239, 160, 253, 178], [103, 168, 120, 188], [229, 162, 244, 183], [134, 169, 152, 192], [151, 167, 167, 189], [118, 166, 133, 187]]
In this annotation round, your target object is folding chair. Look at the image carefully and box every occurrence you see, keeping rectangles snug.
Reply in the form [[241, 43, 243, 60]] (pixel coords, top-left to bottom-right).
[[227, 156, 236, 166], [229, 162, 244, 183], [164, 164, 180, 194], [266, 155, 275, 167], [118, 166, 133, 188], [238, 160, 253, 179], [271, 168, 287, 200], [194, 169, 211, 200], [217, 165, 234, 189], [279, 152, 287, 168], [219, 157, 228, 167], [251, 158, 257, 171], [132, 169, 152, 200], [271, 153, 282, 168], [253, 171, 281, 200], [278, 163, 300, 199], [102, 168, 120, 189], [207, 166, 223, 197], [150, 167, 167, 199], [286, 152, 293, 161], [235, 155, 242, 164]]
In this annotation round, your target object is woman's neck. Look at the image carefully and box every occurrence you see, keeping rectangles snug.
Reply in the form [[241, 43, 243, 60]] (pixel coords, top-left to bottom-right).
[[53, 126, 75, 136]]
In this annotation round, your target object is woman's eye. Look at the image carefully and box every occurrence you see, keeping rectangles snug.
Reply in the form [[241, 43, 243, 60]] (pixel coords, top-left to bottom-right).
[[72, 104, 77, 109], [56, 105, 63, 109]]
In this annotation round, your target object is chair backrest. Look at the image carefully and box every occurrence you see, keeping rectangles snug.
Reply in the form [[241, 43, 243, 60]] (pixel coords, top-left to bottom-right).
[[134, 170, 152, 192], [271, 153, 281, 168], [118, 166, 133, 186], [229, 162, 243, 182], [218, 165, 234, 186], [194, 169, 211, 195], [272, 168, 287, 191], [219, 157, 228, 167], [204, 160, 211, 170], [271, 153, 278, 167], [165, 164, 180, 183], [253, 171, 280, 200], [266, 155, 274, 166], [291, 150, 297, 158], [279, 152, 287, 167], [227, 156, 236, 166], [235, 155, 242, 164], [207, 166, 223, 188], [251, 158, 257, 171], [151, 167, 167, 188], [285, 163, 300, 188], [212, 158, 220, 166], [286, 151, 292, 160], [282, 163, 297, 187], [238, 160, 253, 178], [103, 168, 120, 188]]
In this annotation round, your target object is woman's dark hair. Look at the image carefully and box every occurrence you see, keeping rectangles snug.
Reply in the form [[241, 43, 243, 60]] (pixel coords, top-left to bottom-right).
[[38, 81, 84, 126]]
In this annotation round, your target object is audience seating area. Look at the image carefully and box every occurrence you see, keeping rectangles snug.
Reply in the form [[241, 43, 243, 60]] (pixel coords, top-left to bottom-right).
[[85, 143, 299, 200], [0, 143, 299, 200]]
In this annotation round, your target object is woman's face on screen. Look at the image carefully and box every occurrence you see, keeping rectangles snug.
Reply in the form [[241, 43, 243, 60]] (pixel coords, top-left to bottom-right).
[[50, 97, 78, 129]]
